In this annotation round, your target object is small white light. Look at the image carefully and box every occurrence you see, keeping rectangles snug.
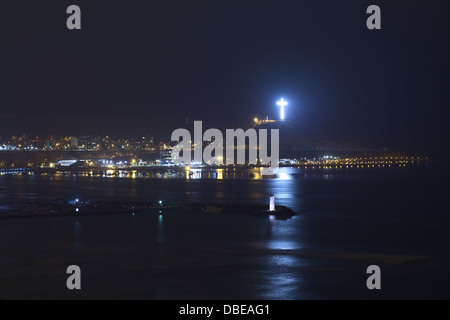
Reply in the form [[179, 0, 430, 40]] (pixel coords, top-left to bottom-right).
[[76, 208, 79, 212]]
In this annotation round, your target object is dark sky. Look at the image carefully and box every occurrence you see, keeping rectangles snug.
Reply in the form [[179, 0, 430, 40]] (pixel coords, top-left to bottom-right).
[[0, 1, 449, 157]]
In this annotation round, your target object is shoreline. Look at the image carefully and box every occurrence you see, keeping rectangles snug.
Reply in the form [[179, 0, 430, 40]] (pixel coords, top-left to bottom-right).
[[0, 200, 296, 220]]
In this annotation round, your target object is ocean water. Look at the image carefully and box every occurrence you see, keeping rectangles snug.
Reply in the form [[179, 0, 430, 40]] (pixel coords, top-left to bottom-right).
[[0, 165, 449, 299]]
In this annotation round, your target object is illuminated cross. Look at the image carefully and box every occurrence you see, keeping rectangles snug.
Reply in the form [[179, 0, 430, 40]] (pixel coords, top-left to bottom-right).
[[276, 98, 287, 120]]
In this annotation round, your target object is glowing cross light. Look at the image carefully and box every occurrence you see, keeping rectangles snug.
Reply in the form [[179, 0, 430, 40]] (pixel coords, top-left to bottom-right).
[[276, 98, 288, 120]]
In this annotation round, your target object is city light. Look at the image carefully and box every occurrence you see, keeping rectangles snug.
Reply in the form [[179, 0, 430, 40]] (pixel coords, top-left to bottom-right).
[[276, 98, 287, 120]]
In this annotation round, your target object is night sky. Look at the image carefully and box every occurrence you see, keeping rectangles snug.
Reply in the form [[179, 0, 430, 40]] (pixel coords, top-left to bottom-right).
[[0, 1, 448, 158]]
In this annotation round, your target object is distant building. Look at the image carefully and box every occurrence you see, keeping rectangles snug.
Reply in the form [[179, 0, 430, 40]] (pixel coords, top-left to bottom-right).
[[57, 159, 79, 167], [141, 136, 155, 150], [160, 149, 173, 165], [70, 136, 79, 149], [75, 136, 101, 150], [253, 116, 277, 126]]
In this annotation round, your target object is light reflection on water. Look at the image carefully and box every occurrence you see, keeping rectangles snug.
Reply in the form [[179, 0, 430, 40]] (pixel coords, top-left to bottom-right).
[[270, 254, 300, 267], [0, 165, 442, 299], [260, 214, 305, 299], [73, 220, 82, 251], [262, 249, 304, 299], [266, 168, 302, 213], [266, 238, 300, 251], [157, 214, 164, 244], [8, 167, 305, 180], [261, 271, 302, 300]]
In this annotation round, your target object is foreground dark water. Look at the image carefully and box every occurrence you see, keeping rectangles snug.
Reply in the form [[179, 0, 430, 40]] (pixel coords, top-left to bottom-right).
[[0, 165, 449, 299]]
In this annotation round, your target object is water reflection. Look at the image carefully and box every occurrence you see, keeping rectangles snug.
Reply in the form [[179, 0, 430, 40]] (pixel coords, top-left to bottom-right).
[[266, 215, 274, 237], [73, 220, 82, 251], [157, 214, 164, 244], [266, 238, 299, 251], [276, 170, 293, 181], [186, 169, 202, 179], [264, 217, 302, 251], [216, 169, 224, 180], [266, 168, 301, 213], [261, 263, 302, 299], [261, 215, 304, 299], [39, 167, 307, 180]]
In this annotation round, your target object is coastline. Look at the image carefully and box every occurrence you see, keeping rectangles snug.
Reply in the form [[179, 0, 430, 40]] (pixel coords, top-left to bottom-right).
[[0, 199, 296, 220]]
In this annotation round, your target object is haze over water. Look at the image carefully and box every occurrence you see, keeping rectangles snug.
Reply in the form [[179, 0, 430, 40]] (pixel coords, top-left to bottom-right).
[[0, 165, 449, 299]]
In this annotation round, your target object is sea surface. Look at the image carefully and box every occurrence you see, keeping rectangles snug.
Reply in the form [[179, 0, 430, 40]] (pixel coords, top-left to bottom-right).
[[0, 165, 449, 299]]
